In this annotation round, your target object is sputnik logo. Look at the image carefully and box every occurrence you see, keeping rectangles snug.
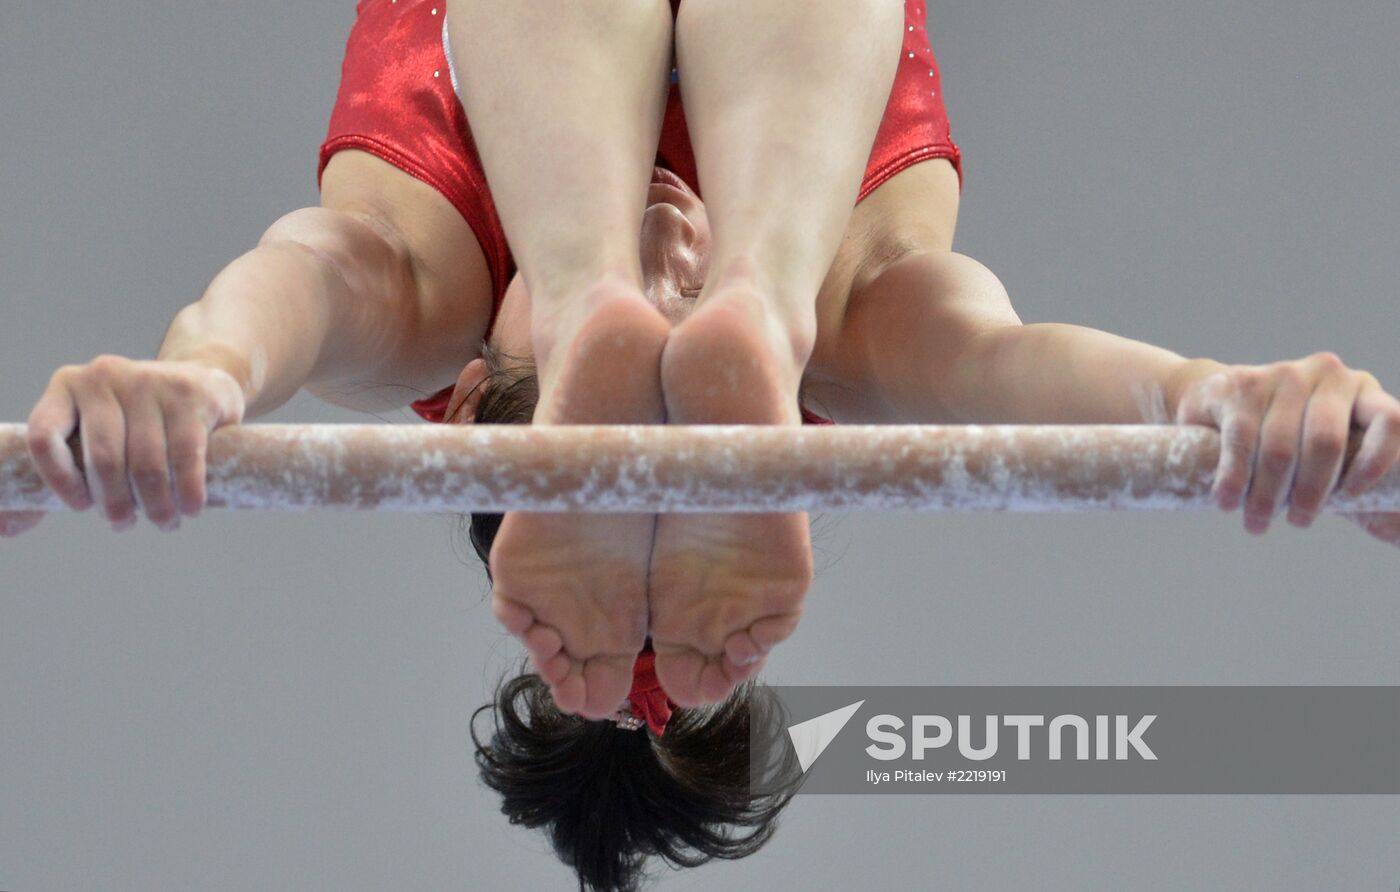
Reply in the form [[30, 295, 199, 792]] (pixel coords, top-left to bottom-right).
[[786, 700, 865, 773]]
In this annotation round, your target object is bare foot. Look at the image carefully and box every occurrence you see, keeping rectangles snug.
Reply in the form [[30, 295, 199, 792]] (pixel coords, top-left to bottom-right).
[[648, 281, 814, 706], [489, 280, 670, 719]]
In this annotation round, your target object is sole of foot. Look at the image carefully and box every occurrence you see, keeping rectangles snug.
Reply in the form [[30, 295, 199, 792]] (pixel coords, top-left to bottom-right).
[[648, 284, 814, 706], [490, 282, 671, 719]]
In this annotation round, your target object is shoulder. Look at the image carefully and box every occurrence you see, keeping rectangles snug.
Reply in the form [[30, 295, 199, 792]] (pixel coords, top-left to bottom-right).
[[808, 156, 961, 377]]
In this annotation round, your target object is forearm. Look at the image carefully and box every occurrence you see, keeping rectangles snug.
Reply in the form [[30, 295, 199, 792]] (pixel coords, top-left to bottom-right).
[[158, 242, 338, 418], [847, 253, 1229, 425], [157, 209, 413, 418], [940, 322, 1228, 424]]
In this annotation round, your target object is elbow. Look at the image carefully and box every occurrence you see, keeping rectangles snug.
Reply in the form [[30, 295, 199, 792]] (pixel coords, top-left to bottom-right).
[[854, 249, 1024, 352], [841, 250, 1023, 422], [258, 206, 418, 312], [259, 207, 425, 405], [261, 204, 422, 357]]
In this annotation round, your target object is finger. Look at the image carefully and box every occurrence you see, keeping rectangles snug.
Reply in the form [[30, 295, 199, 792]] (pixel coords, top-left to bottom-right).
[[1214, 386, 1263, 513], [124, 396, 180, 531], [1285, 373, 1356, 527], [164, 408, 211, 519], [1174, 369, 1254, 511], [1339, 386, 1400, 499], [25, 375, 93, 511], [74, 386, 137, 529], [0, 512, 45, 538], [1243, 373, 1309, 534]]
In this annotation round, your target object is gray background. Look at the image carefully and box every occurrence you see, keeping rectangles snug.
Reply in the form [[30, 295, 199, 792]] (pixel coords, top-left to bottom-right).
[[2, 1, 1397, 889]]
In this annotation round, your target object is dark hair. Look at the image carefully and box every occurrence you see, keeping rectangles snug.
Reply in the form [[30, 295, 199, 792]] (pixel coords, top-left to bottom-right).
[[456, 343, 803, 891], [471, 671, 799, 891]]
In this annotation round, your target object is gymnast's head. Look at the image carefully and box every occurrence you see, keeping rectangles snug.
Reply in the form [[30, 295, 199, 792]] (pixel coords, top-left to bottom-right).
[[466, 164, 710, 387], [468, 666, 798, 891]]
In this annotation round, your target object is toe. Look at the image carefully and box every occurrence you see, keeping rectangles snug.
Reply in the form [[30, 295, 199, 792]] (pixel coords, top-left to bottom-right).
[[550, 671, 588, 716], [579, 654, 638, 720], [723, 652, 767, 686], [531, 647, 573, 687], [723, 628, 767, 666], [521, 622, 564, 663], [748, 612, 802, 652], [491, 593, 535, 636], [697, 659, 741, 704], [653, 645, 708, 708]]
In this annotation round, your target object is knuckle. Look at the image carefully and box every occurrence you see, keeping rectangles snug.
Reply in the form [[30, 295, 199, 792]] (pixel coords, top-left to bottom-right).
[[1310, 350, 1344, 371], [1223, 424, 1258, 451], [1308, 431, 1347, 459], [129, 465, 168, 486], [89, 354, 127, 374], [1238, 371, 1275, 400], [1228, 367, 1261, 390], [164, 376, 199, 400], [121, 371, 154, 398], [86, 447, 121, 476], [1259, 445, 1295, 473], [25, 427, 54, 455], [1276, 364, 1307, 388]]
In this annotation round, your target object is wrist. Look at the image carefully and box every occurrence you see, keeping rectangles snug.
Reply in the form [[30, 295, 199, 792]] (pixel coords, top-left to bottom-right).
[[158, 313, 261, 403]]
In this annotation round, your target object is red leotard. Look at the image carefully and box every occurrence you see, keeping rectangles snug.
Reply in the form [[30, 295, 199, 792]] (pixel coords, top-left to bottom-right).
[[318, 0, 962, 425]]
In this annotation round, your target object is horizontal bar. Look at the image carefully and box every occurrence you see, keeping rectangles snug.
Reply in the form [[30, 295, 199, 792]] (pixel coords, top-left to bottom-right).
[[0, 423, 1395, 514]]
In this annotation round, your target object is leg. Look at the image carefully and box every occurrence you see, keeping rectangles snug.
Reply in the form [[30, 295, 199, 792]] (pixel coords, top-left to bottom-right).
[[446, 0, 675, 718], [649, 0, 906, 704], [446, 0, 675, 390]]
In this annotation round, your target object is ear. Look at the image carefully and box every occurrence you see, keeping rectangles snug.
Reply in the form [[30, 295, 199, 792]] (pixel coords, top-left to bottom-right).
[[445, 357, 491, 424]]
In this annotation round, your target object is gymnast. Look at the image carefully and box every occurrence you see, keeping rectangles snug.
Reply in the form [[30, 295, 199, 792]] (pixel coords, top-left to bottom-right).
[[5, 1, 1399, 889]]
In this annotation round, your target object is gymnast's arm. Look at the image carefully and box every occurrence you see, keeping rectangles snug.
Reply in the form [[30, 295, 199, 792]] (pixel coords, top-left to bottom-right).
[[830, 249, 1226, 426], [828, 248, 1400, 543], [12, 152, 490, 536], [160, 151, 489, 418]]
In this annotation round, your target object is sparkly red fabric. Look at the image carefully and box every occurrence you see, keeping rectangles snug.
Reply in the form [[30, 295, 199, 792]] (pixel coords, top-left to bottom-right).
[[627, 643, 676, 736], [317, 0, 961, 426]]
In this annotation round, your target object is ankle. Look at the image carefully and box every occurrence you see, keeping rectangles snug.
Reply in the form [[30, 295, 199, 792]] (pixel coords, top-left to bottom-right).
[[531, 264, 644, 310]]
